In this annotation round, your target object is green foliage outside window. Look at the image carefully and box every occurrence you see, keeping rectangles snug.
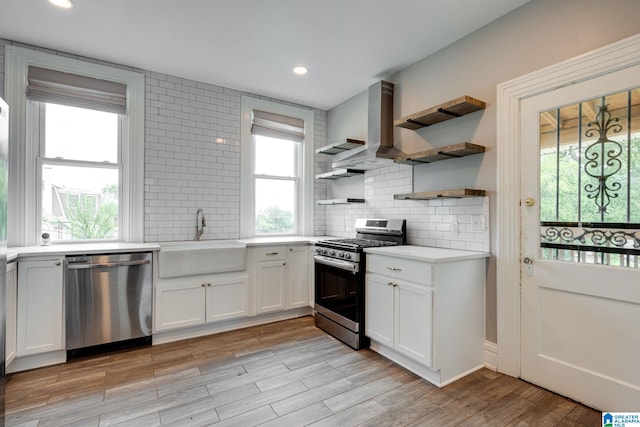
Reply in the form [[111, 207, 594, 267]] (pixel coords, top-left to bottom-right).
[[256, 206, 294, 234], [540, 136, 640, 223]]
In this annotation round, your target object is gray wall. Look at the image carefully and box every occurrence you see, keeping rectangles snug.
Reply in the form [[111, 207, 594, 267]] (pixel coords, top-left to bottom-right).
[[327, 0, 640, 343]]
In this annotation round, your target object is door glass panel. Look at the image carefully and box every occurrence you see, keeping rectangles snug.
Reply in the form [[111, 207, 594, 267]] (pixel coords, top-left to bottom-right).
[[539, 87, 640, 268]]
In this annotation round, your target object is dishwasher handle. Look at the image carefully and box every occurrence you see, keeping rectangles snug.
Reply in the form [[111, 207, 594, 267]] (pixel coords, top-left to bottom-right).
[[67, 259, 151, 270]]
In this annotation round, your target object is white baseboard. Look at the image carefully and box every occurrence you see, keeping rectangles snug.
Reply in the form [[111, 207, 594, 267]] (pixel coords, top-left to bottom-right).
[[484, 340, 498, 371]]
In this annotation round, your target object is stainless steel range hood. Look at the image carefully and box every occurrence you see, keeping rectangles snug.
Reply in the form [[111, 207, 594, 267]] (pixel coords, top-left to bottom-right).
[[332, 80, 403, 170]]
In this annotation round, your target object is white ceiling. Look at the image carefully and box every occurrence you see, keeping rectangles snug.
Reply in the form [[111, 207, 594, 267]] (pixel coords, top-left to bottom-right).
[[0, 0, 529, 110]]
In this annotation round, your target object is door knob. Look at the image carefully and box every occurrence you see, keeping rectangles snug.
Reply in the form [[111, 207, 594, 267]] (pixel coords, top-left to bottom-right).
[[524, 198, 535, 207], [523, 257, 533, 264]]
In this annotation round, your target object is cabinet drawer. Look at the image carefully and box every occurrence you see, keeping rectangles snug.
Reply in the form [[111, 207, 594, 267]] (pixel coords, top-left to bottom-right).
[[256, 246, 287, 261], [367, 254, 432, 285]]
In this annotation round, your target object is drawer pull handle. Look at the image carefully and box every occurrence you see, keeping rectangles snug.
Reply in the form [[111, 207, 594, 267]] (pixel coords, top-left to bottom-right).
[[386, 266, 401, 271], [266, 252, 279, 256], [387, 281, 398, 287]]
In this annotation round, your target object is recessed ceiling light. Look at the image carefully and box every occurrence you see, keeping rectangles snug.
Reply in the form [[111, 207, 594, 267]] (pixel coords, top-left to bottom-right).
[[293, 66, 308, 75], [49, 0, 74, 9]]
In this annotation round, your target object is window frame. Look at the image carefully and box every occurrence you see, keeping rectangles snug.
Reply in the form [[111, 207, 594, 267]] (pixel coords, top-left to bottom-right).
[[4, 45, 144, 246], [253, 134, 301, 236], [240, 96, 314, 238]]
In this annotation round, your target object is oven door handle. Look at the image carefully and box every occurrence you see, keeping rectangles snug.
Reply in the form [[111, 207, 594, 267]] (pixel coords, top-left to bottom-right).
[[314, 255, 359, 273]]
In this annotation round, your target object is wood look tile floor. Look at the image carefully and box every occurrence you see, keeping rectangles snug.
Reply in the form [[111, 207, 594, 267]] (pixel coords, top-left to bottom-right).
[[5, 316, 600, 426]]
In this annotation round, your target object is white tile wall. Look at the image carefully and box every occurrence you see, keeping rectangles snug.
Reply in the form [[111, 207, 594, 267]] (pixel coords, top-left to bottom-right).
[[324, 163, 490, 252], [144, 72, 243, 241], [313, 110, 329, 236], [144, 79, 327, 241]]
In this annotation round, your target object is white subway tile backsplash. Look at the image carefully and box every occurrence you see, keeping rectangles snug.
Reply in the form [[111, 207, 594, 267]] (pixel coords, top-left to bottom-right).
[[142, 67, 326, 242], [324, 163, 490, 252]]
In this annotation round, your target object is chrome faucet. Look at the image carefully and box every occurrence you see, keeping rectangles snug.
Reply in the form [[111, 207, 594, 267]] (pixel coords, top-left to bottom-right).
[[195, 208, 207, 241]]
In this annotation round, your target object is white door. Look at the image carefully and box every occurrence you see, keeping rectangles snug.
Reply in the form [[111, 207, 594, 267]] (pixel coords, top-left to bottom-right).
[[521, 63, 640, 410]]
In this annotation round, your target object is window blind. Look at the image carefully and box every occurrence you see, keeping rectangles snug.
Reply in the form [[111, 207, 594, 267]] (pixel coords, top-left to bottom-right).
[[251, 109, 305, 142], [27, 66, 127, 114]]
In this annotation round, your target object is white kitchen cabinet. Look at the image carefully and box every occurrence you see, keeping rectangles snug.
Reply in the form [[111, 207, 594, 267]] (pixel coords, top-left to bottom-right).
[[256, 259, 287, 313], [6, 261, 17, 365], [205, 275, 249, 322], [155, 273, 248, 332], [287, 246, 310, 309], [365, 247, 487, 387], [366, 273, 433, 367], [365, 273, 394, 347], [155, 282, 206, 331], [394, 278, 433, 366], [254, 245, 310, 314], [17, 257, 64, 356]]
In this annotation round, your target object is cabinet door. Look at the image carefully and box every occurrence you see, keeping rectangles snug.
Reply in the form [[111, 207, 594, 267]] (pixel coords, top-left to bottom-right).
[[155, 283, 206, 331], [287, 246, 309, 309], [6, 262, 17, 365], [365, 274, 394, 347], [395, 280, 433, 367], [17, 259, 64, 356], [205, 276, 249, 323], [256, 260, 286, 314]]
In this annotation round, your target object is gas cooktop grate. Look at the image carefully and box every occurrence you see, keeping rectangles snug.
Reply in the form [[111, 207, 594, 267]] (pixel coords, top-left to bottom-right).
[[318, 238, 398, 249]]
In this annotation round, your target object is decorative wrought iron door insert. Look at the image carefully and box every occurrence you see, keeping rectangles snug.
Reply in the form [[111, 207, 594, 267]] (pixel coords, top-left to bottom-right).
[[538, 88, 640, 268]]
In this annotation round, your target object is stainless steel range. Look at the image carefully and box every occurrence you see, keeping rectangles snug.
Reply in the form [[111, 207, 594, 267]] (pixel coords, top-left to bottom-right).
[[314, 218, 406, 349]]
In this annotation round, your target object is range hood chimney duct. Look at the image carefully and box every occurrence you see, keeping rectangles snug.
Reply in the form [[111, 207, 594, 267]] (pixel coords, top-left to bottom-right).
[[332, 80, 403, 170]]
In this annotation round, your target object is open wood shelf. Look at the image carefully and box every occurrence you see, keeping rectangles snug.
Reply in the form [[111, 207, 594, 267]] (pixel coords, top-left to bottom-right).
[[315, 138, 365, 155], [394, 142, 486, 165], [394, 96, 486, 130], [317, 198, 365, 205], [394, 189, 486, 200], [315, 168, 365, 180]]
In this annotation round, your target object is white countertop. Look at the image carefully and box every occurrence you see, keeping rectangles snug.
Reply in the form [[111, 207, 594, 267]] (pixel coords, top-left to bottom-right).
[[7, 242, 161, 262], [7, 236, 331, 261], [364, 245, 489, 263], [239, 236, 330, 246]]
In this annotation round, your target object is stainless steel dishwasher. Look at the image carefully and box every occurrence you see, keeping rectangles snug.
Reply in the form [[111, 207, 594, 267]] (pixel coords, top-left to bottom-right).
[[65, 252, 152, 357]]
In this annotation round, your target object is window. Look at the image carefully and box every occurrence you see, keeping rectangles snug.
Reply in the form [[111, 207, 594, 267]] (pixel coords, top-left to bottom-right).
[[240, 97, 314, 237], [37, 103, 121, 241], [5, 46, 144, 246]]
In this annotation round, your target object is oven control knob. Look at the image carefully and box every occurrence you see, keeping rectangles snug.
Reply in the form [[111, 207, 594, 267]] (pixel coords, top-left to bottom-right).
[[337, 252, 344, 258], [343, 253, 351, 260], [321, 249, 328, 255], [329, 250, 336, 256]]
